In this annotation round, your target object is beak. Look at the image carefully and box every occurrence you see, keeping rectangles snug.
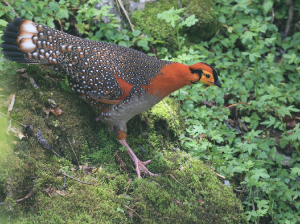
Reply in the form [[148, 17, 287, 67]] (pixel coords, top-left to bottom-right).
[[215, 79, 222, 88]]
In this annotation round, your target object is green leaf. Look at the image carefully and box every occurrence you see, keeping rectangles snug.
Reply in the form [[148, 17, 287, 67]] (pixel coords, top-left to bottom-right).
[[261, 116, 276, 128], [279, 139, 289, 148], [137, 39, 149, 51], [179, 14, 199, 28], [218, 15, 226, 23], [157, 7, 183, 28], [263, 0, 274, 14], [283, 53, 297, 64], [57, 8, 69, 19], [290, 167, 300, 176], [0, 19, 7, 27], [245, 80, 253, 90], [250, 169, 270, 181], [49, 1, 60, 12], [118, 41, 129, 47], [240, 31, 257, 43], [132, 30, 141, 37], [212, 134, 224, 142]]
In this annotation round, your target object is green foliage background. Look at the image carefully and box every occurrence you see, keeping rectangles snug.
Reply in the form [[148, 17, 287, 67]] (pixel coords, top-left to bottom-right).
[[0, 0, 300, 223]]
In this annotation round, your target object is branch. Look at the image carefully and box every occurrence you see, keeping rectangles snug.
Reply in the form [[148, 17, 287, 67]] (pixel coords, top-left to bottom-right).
[[117, 0, 134, 31], [60, 172, 93, 185], [210, 168, 226, 179], [283, 0, 293, 41], [122, 204, 143, 220], [67, 137, 79, 167], [2, 0, 19, 18], [0, 188, 34, 205]]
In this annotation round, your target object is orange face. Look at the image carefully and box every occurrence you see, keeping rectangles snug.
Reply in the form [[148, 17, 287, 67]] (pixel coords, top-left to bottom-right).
[[189, 62, 222, 88], [199, 69, 216, 86], [189, 62, 221, 88]]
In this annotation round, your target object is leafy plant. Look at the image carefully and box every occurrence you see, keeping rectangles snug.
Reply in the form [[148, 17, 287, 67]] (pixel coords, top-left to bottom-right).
[[157, 7, 199, 52], [174, 0, 300, 223]]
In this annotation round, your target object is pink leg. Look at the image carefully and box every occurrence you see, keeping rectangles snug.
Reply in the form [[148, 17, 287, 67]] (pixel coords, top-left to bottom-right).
[[118, 140, 158, 178]]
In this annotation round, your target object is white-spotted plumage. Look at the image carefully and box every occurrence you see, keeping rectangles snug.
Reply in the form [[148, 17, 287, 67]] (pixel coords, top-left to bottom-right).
[[19, 20, 37, 33], [19, 38, 36, 53]]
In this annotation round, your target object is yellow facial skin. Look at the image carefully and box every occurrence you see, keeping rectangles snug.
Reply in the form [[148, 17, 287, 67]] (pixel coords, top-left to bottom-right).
[[199, 70, 216, 86]]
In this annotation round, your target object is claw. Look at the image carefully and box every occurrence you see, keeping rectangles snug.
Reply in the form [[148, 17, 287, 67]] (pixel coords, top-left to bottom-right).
[[118, 140, 158, 178]]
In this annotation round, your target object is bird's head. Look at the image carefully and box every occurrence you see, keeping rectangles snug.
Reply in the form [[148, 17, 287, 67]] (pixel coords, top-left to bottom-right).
[[189, 62, 221, 88]]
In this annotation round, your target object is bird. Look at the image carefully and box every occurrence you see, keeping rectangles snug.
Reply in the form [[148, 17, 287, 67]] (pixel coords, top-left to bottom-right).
[[1, 18, 221, 178]]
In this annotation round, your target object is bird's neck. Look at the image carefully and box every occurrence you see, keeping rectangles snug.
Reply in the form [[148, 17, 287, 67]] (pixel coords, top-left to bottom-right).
[[145, 63, 199, 98]]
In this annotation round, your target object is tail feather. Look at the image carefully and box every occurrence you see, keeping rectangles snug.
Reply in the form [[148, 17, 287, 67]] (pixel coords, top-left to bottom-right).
[[1, 43, 19, 52], [3, 30, 19, 39], [5, 19, 22, 33], [0, 18, 49, 64]]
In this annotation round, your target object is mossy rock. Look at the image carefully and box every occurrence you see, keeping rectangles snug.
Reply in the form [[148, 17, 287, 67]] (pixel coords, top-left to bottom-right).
[[4, 150, 247, 223], [184, 0, 217, 43], [130, 0, 217, 53], [0, 69, 246, 223]]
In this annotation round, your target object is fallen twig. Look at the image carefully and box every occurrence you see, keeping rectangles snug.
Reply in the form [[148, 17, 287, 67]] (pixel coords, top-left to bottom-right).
[[0, 188, 34, 205], [67, 137, 79, 167], [7, 93, 15, 117], [0, 111, 26, 127], [51, 149, 62, 158], [122, 204, 143, 220], [115, 151, 128, 171], [117, 0, 134, 31], [60, 172, 93, 185], [167, 174, 196, 197], [210, 168, 225, 179], [15, 189, 34, 202]]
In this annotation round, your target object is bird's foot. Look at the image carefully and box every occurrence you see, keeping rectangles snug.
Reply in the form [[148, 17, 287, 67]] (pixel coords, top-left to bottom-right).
[[118, 140, 158, 179]]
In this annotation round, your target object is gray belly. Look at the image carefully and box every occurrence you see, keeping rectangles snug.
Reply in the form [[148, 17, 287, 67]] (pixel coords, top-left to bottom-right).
[[100, 93, 161, 132]]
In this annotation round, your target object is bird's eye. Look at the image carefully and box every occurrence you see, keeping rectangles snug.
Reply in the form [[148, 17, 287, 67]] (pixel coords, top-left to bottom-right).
[[206, 74, 210, 78]]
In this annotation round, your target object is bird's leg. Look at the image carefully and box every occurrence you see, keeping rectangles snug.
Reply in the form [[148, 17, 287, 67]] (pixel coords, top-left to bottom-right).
[[118, 140, 158, 178]]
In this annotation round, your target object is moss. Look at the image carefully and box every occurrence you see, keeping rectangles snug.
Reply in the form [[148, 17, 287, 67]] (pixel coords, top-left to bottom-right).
[[185, 0, 217, 42], [6, 150, 247, 223], [130, 0, 178, 52], [0, 69, 246, 222], [130, 0, 217, 52]]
